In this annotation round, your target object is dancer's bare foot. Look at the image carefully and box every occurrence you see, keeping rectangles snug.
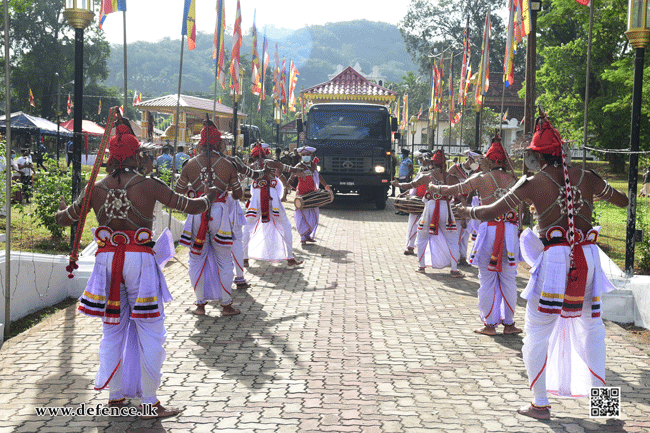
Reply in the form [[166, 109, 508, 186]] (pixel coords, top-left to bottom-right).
[[416, 267, 425, 273], [474, 326, 497, 336], [450, 270, 464, 278], [404, 247, 416, 256], [236, 281, 250, 290], [192, 304, 206, 316], [457, 257, 470, 267], [140, 404, 181, 420], [517, 403, 551, 420], [306, 237, 317, 243], [108, 398, 127, 408], [243, 259, 249, 268], [504, 323, 523, 335], [222, 305, 241, 316], [287, 258, 303, 266]]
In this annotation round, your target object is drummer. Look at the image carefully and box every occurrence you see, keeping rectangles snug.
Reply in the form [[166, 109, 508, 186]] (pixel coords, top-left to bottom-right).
[[288, 146, 331, 246], [403, 149, 433, 256]]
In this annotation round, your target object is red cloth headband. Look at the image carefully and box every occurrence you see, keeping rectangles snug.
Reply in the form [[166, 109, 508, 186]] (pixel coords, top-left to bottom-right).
[[108, 124, 140, 163], [199, 124, 221, 147]]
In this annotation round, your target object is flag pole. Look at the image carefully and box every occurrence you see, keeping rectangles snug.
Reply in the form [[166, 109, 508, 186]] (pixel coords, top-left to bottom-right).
[[170, 35, 185, 230], [4, 0, 12, 341], [581, 0, 595, 170], [499, 76, 506, 138], [122, 11, 128, 110], [449, 53, 454, 154]]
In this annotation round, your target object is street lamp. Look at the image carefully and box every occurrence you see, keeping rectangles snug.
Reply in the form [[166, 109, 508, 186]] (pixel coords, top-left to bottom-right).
[[274, 101, 282, 147], [231, 67, 244, 156], [63, 0, 94, 250], [624, 0, 650, 275], [409, 115, 417, 156]]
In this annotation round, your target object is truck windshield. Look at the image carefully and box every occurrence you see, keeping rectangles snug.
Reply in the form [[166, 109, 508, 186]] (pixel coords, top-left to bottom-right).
[[308, 110, 387, 141]]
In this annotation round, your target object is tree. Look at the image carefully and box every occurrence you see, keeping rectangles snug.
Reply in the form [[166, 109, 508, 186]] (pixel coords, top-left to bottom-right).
[[398, 0, 516, 79], [1, 0, 113, 126], [534, 0, 649, 170]]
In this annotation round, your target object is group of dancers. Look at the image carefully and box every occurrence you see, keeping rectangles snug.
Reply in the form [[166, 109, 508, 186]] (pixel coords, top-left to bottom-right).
[[393, 111, 629, 419], [55, 109, 629, 420]]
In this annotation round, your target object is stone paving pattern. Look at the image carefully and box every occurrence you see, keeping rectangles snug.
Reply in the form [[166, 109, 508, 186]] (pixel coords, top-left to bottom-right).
[[1, 195, 649, 433]]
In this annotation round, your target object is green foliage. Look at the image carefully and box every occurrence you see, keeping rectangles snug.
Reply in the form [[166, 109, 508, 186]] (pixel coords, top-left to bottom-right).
[[23, 159, 85, 240], [636, 210, 650, 274]]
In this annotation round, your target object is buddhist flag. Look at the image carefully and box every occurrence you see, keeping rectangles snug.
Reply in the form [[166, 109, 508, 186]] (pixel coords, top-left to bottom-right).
[[28, 86, 35, 107], [99, 0, 126, 29], [230, 0, 243, 95], [288, 60, 299, 112], [503, 108, 509, 121], [402, 93, 408, 130], [251, 12, 261, 96], [459, 16, 470, 106], [395, 98, 400, 128], [258, 35, 269, 112], [475, 8, 491, 106], [280, 58, 287, 113], [272, 43, 280, 101], [213, 0, 226, 89], [132, 90, 139, 106], [503, 0, 516, 87], [66, 93, 72, 115], [429, 60, 436, 122], [514, 0, 530, 43], [448, 54, 455, 124], [98, 99, 102, 115], [182, 0, 197, 50]]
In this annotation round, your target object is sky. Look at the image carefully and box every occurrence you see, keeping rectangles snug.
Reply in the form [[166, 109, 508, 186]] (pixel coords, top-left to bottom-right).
[[100, 0, 412, 44]]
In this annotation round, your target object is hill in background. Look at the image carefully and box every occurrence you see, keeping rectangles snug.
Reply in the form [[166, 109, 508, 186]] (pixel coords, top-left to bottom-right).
[[104, 20, 418, 97]]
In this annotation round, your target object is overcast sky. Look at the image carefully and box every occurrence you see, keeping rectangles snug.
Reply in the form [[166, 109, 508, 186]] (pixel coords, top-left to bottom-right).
[[99, 0, 411, 44]]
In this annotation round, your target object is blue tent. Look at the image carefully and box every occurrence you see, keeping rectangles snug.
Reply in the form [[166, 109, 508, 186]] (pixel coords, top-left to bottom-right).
[[0, 111, 73, 137]]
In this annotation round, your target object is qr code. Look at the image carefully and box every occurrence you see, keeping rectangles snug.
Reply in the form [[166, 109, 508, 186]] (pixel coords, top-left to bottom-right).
[[590, 387, 620, 418]]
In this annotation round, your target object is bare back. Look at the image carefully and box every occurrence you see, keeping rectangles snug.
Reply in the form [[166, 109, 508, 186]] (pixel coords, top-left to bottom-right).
[[475, 168, 518, 206], [176, 151, 238, 196]]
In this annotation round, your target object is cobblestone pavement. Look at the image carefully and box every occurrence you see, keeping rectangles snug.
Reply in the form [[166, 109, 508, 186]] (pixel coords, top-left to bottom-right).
[[1, 195, 649, 433]]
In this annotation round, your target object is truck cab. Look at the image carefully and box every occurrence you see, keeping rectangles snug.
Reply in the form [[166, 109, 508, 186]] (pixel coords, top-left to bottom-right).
[[304, 103, 398, 209]]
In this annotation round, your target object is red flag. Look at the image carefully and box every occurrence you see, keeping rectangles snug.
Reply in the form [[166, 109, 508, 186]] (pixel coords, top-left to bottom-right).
[[280, 58, 287, 113], [459, 16, 470, 106], [29, 87, 36, 107], [575, 0, 591, 5], [67, 93, 72, 115], [230, 0, 243, 95]]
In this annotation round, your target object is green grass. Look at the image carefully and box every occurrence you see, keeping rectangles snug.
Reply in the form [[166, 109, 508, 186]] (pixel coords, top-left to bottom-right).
[[5, 298, 77, 341]]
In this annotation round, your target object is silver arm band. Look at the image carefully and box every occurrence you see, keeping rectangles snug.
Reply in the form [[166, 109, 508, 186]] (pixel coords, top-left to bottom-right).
[[201, 195, 211, 212], [469, 207, 478, 220]]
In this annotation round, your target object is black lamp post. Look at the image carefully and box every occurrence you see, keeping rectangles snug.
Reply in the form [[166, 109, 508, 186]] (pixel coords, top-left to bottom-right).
[[63, 0, 94, 250], [231, 67, 244, 156], [624, 0, 650, 275], [274, 101, 282, 147]]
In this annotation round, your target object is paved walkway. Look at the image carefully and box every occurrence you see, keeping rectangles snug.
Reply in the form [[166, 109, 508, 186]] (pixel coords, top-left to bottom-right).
[[1, 195, 649, 432]]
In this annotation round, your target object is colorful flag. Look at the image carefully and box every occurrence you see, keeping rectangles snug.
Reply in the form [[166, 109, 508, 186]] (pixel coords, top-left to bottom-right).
[[67, 93, 72, 115], [575, 0, 591, 5], [448, 53, 454, 125], [182, 0, 197, 51], [98, 99, 102, 115], [230, 0, 243, 95], [288, 60, 299, 112], [99, 0, 126, 29], [28, 86, 35, 107], [395, 98, 400, 128], [402, 93, 408, 130], [475, 9, 491, 106], [459, 16, 470, 106], [429, 60, 436, 122], [280, 58, 287, 113], [272, 43, 280, 101], [503, 0, 516, 87], [213, 0, 226, 90], [251, 12, 261, 96], [257, 35, 269, 112], [514, 0, 530, 43], [502, 108, 509, 121]]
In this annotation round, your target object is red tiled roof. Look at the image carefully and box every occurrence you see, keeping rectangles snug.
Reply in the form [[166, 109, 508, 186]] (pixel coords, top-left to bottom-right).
[[136, 94, 244, 117], [302, 66, 397, 102]]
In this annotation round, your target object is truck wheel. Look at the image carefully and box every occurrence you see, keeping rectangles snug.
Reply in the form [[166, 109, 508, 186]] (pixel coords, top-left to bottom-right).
[[375, 189, 387, 210]]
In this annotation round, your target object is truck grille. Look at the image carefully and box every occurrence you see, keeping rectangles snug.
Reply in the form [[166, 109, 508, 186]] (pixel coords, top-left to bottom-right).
[[327, 156, 370, 173]]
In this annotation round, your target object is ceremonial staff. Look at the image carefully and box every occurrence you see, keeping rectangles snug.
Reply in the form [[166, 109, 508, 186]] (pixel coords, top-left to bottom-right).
[[67, 106, 119, 278]]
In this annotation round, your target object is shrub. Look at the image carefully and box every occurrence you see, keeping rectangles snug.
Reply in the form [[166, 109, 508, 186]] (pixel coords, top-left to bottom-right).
[[636, 211, 650, 274]]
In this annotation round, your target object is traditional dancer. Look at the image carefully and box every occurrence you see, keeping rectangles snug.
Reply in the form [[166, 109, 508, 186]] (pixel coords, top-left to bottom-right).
[[288, 146, 331, 246], [392, 149, 463, 277], [403, 149, 433, 256], [55, 116, 217, 419], [446, 150, 482, 265], [176, 121, 264, 316], [439, 136, 521, 335], [453, 112, 628, 419], [243, 142, 302, 266]]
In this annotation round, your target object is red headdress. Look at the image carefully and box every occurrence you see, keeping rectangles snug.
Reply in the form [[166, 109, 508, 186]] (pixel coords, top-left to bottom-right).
[[529, 113, 563, 156], [431, 149, 445, 166], [198, 122, 221, 148], [108, 123, 140, 163], [485, 133, 507, 163]]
